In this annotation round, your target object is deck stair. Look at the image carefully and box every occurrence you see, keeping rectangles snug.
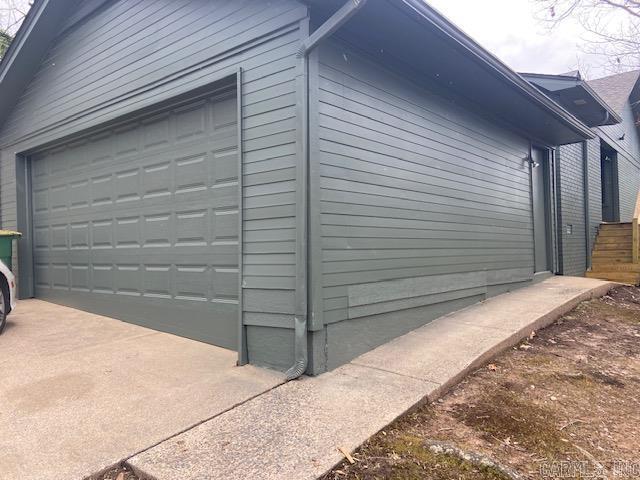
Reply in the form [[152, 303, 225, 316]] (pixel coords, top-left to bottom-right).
[[586, 223, 640, 284], [586, 187, 640, 285]]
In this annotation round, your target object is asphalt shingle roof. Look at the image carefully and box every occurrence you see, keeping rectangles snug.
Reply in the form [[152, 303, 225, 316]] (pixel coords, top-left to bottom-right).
[[587, 70, 640, 114]]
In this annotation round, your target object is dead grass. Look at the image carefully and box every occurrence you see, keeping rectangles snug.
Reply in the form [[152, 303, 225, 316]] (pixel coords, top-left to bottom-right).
[[322, 286, 640, 480], [85, 465, 138, 480], [337, 432, 513, 480]]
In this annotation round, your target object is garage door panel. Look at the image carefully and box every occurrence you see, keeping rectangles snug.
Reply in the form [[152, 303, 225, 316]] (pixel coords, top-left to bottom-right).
[[70, 264, 90, 292], [32, 155, 238, 216], [39, 245, 238, 262], [31, 90, 239, 349], [32, 288, 238, 347], [34, 264, 240, 304], [70, 222, 90, 249], [33, 195, 238, 227]]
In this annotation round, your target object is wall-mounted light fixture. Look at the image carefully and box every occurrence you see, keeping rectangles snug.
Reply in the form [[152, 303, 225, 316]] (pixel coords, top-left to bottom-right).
[[524, 155, 540, 168]]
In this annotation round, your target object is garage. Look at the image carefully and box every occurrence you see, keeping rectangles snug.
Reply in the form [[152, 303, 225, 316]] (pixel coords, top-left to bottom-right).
[[29, 86, 240, 350]]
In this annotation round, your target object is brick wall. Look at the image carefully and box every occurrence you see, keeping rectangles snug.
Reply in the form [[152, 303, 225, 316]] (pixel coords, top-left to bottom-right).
[[557, 142, 588, 276]]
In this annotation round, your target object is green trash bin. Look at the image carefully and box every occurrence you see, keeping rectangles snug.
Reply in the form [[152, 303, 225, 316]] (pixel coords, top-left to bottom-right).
[[0, 230, 22, 271]]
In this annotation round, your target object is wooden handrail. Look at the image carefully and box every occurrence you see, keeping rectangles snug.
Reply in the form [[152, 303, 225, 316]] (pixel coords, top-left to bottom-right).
[[633, 186, 640, 264]]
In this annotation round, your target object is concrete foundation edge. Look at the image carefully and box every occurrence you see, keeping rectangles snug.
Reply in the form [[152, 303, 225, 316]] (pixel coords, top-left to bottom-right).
[[425, 281, 617, 402], [120, 281, 617, 480]]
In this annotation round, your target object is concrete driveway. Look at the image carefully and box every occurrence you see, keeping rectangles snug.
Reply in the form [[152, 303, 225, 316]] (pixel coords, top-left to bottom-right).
[[0, 300, 283, 480]]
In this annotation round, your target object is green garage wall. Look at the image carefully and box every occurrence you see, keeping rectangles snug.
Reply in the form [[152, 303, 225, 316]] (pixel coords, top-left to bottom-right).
[[2, 1, 615, 375], [0, 0, 309, 369], [308, 40, 542, 372]]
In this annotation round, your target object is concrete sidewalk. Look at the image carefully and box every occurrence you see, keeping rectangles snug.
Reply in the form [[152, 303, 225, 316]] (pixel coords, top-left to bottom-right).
[[0, 301, 283, 480], [129, 276, 614, 480]]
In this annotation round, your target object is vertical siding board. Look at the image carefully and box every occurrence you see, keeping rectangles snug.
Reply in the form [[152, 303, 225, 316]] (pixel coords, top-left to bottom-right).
[[236, 67, 247, 364], [308, 45, 324, 333]]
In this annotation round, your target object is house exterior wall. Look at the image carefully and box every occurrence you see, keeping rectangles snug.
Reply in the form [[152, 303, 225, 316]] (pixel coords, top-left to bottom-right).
[[596, 101, 640, 221], [309, 40, 540, 372], [586, 137, 602, 248], [556, 97, 640, 278], [3, 2, 623, 375], [0, 0, 309, 369], [619, 102, 640, 159], [556, 142, 587, 276], [617, 152, 640, 220]]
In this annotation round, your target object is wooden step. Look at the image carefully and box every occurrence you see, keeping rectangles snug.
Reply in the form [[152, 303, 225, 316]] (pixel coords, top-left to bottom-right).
[[586, 270, 640, 284], [592, 257, 633, 265], [592, 250, 633, 258], [597, 236, 633, 243], [594, 242, 632, 251], [600, 222, 632, 228], [598, 231, 632, 236], [593, 244, 632, 255], [590, 221, 639, 274], [590, 263, 640, 272]]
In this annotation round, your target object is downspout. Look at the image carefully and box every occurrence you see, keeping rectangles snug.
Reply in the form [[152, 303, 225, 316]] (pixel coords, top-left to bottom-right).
[[285, 0, 368, 381], [582, 140, 592, 271], [554, 147, 564, 275]]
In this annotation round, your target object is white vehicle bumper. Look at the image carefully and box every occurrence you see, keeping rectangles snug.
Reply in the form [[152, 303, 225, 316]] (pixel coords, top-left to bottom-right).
[[0, 260, 16, 312]]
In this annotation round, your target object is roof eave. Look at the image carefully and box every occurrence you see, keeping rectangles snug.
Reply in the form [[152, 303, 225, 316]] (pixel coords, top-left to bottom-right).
[[0, 0, 47, 85], [2, 0, 596, 144], [0, 0, 77, 135], [580, 81, 623, 124], [521, 72, 622, 126], [398, 0, 594, 140]]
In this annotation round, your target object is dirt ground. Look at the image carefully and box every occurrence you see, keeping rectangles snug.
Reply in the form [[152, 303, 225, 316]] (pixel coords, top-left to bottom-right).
[[86, 465, 138, 480], [91, 286, 640, 480], [322, 286, 640, 480]]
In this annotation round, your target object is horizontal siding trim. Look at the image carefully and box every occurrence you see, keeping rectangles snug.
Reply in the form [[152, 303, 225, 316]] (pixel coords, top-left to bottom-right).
[[348, 286, 486, 320], [318, 47, 528, 161], [348, 269, 531, 307], [8, 2, 306, 137], [244, 312, 294, 329], [1, 21, 303, 151]]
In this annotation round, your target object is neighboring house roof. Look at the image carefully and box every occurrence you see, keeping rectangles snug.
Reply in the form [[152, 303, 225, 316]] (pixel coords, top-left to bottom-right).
[[521, 72, 621, 127], [587, 70, 640, 115], [561, 70, 581, 79], [0, 0, 595, 145]]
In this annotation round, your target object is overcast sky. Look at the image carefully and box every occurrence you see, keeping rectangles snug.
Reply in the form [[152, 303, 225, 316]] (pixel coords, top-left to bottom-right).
[[427, 0, 612, 80]]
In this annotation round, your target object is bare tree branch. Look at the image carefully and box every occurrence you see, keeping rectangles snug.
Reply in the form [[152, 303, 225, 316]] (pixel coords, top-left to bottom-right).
[[0, 0, 31, 59], [534, 0, 640, 72], [599, 0, 640, 19]]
